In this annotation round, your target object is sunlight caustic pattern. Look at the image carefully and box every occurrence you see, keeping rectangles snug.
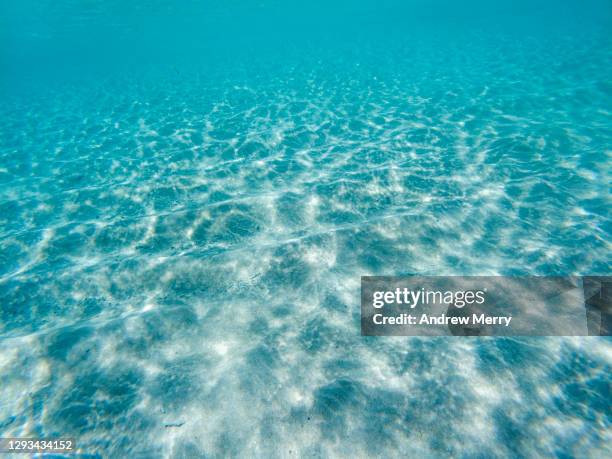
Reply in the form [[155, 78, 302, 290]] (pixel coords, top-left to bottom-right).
[[0, 23, 611, 458]]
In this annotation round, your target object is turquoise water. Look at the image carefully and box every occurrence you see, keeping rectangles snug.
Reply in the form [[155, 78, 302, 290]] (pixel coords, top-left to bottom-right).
[[1, 1, 611, 457]]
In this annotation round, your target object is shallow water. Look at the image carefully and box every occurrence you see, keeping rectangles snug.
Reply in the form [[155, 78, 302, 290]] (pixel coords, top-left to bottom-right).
[[1, 1, 611, 457]]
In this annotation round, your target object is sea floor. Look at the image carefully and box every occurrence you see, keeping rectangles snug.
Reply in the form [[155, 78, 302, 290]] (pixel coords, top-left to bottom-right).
[[0, 23, 611, 458]]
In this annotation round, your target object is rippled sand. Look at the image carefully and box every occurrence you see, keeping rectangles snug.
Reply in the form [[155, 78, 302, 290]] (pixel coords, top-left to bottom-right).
[[0, 24, 610, 458]]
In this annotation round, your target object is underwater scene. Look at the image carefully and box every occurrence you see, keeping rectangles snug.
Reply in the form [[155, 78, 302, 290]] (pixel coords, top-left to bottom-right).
[[0, 0, 611, 457]]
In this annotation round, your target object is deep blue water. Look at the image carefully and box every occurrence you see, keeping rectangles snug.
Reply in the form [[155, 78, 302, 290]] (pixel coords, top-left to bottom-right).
[[0, 1, 611, 457]]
